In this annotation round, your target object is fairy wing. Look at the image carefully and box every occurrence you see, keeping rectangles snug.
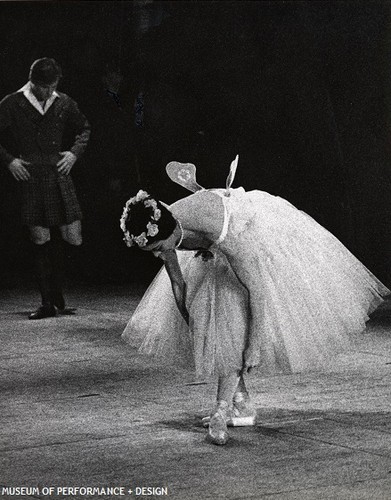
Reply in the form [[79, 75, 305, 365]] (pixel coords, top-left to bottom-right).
[[166, 155, 239, 194], [225, 154, 239, 196], [166, 162, 205, 193]]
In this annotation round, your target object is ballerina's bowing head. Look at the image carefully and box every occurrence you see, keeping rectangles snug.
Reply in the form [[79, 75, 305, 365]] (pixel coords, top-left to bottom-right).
[[120, 190, 183, 256]]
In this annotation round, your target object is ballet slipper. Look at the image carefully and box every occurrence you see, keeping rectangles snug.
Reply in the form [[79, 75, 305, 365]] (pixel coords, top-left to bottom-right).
[[206, 401, 229, 445]]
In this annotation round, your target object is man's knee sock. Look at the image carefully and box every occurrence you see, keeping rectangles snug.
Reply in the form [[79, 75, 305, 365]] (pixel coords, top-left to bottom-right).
[[32, 242, 53, 307], [49, 237, 65, 310], [63, 241, 86, 280]]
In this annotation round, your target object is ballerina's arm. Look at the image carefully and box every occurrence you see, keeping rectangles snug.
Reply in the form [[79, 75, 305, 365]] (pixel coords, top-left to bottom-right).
[[160, 249, 190, 325]]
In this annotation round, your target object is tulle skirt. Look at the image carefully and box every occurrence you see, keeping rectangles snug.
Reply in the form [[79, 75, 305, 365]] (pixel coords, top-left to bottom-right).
[[122, 189, 389, 379]]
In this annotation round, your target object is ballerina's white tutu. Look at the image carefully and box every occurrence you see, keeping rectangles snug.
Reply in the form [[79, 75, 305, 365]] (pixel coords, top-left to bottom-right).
[[122, 160, 389, 380]]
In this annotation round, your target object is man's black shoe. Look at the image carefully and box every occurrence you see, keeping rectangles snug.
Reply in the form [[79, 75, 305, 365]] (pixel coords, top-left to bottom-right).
[[52, 291, 65, 311], [28, 305, 56, 320]]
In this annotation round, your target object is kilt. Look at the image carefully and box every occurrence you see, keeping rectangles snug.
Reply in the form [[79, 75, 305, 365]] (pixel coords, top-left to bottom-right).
[[20, 161, 82, 227]]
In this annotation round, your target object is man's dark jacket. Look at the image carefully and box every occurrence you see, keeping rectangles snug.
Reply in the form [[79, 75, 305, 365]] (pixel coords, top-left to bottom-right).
[[0, 90, 90, 167]]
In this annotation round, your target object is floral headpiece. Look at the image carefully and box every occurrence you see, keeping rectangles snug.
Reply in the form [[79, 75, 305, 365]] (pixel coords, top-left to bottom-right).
[[120, 190, 161, 248]]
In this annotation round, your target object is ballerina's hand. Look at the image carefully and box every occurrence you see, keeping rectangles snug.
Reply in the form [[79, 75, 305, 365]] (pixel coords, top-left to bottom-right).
[[240, 352, 255, 375], [182, 309, 190, 326], [195, 250, 214, 262], [240, 363, 253, 375]]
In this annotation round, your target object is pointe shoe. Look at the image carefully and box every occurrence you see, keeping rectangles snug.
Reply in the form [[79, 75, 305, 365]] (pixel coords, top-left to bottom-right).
[[202, 410, 233, 428], [202, 392, 256, 427], [231, 392, 256, 424], [28, 305, 56, 320], [207, 402, 229, 445]]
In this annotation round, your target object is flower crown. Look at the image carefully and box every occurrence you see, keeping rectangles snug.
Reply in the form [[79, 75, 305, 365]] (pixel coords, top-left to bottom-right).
[[120, 190, 161, 248]]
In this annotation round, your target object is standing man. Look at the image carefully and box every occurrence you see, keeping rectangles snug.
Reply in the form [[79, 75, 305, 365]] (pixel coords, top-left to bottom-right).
[[0, 58, 90, 319]]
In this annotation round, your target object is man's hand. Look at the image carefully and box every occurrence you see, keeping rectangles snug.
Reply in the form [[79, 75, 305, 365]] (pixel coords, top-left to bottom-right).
[[57, 151, 77, 175], [8, 158, 31, 181]]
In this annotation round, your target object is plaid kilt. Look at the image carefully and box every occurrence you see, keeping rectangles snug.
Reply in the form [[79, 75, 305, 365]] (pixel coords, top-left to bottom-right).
[[20, 162, 82, 227]]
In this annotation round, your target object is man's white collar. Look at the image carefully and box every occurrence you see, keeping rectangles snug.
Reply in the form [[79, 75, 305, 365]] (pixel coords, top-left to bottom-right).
[[18, 81, 59, 115]]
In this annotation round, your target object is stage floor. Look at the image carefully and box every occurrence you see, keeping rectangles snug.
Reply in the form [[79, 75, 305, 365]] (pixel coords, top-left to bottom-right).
[[1, 284, 391, 499]]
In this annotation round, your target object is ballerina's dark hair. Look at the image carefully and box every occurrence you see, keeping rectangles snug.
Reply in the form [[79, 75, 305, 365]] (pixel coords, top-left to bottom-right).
[[122, 194, 176, 247]]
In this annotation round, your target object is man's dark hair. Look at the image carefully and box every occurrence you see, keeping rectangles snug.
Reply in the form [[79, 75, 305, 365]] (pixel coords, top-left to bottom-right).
[[29, 58, 62, 85]]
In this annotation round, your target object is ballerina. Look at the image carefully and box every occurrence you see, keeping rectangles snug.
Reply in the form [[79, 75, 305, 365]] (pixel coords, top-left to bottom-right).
[[120, 156, 389, 445]]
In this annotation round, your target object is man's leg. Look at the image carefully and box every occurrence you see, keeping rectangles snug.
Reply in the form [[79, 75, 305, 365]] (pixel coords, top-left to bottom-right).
[[28, 225, 56, 320], [49, 230, 66, 311], [59, 220, 82, 247], [58, 220, 83, 306]]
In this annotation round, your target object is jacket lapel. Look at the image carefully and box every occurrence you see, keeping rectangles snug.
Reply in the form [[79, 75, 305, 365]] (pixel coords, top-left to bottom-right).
[[16, 92, 65, 123], [16, 93, 46, 126]]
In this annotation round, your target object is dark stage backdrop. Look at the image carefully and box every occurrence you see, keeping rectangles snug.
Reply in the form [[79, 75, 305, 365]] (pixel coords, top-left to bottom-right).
[[0, 1, 390, 286]]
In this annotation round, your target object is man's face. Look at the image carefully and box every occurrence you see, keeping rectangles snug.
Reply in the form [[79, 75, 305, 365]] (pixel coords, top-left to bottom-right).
[[30, 79, 59, 101]]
